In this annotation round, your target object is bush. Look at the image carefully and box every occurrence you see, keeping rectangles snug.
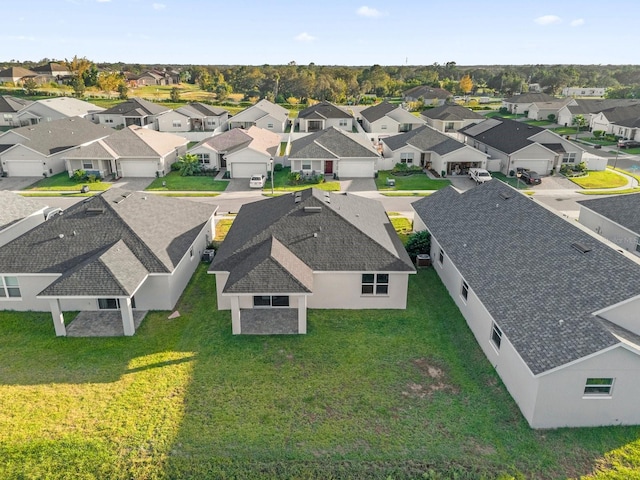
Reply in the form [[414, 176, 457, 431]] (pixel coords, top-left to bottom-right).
[[499, 107, 508, 114], [274, 163, 284, 172], [72, 169, 86, 181], [171, 162, 182, 171], [391, 163, 423, 175], [547, 114, 556, 122], [405, 230, 431, 263], [593, 130, 604, 138]]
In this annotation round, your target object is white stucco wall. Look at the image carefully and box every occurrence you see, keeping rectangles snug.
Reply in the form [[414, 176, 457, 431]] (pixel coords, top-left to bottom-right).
[[597, 296, 640, 336], [227, 148, 271, 178], [0, 212, 45, 247], [156, 110, 190, 132], [255, 114, 286, 133], [97, 114, 125, 128], [578, 207, 639, 256], [1, 144, 67, 177]]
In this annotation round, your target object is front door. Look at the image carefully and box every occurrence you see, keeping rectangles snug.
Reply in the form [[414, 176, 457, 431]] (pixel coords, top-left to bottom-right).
[[325, 160, 333, 174], [219, 154, 227, 168]]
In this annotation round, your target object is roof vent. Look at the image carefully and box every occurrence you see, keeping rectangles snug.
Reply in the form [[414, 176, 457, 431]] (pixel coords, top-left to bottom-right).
[[571, 242, 592, 254], [499, 192, 512, 200], [303, 206, 322, 214], [85, 207, 105, 215], [114, 193, 132, 204]]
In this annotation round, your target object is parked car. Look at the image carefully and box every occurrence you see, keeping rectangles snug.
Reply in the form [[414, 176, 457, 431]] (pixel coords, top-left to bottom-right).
[[517, 168, 542, 185], [468, 167, 492, 184], [249, 174, 266, 188], [618, 140, 640, 149]]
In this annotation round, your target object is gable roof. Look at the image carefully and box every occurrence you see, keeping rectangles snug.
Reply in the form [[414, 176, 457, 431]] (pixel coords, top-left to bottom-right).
[[420, 104, 485, 121], [403, 85, 452, 99], [0, 191, 45, 231], [28, 97, 104, 117], [382, 125, 466, 155], [503, 92, 556, 103], [460, 117, 545, 154], [298, 101, 352, 120], [32, 62, 69, 75], [289, 127, 379, 159], [0, 66, 37, 79], [596, 104, 640, 125], [191, 126, 279, 156], [100, 97, 170, 117], [360, 101, 398, 123], [413, 181, 640, 375], [578, 193, 640, 235], [230, 99, 289, 124], [567, 99, 640, 115], [211, 189, 414, 293], [177, 102, 228, 117], [0, 95, 32, 113]]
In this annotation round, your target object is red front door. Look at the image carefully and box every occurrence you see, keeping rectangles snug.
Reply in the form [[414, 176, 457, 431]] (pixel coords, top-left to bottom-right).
[[325, 160, 333, 174]]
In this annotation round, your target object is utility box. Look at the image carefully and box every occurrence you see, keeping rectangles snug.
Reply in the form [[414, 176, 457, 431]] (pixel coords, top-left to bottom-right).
[[416, 254, 431, 267], [201, 249, 215, 263]]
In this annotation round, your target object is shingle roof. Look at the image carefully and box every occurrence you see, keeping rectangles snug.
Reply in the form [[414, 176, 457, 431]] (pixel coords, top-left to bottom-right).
[[178, 102, 227, 117], [230, 99, 289, 124], [30, 97, 104, 117], [567, 99, 640, 115], [403, 85, 452, 99], [382, 125, 466, 155], [597, 104, 640, 123], [105, 125, 186, 157], [503, 93, 556, 103], [360, 101, 398, 123], [192, 126, 279, 156], [460, 117, 544, 154], [289, 127, 379, 159], [298, 101, 353, 120], [578, 193, 640, 235], [420, 104, 484, 121], [413, 181, 640, 375], [211, 189, 415, 293], [100, 97, 170, 117], [0, 66, 37, 79], [32, 62, 68, 75], [0, 95, 32, 113], [0, 192, 45, 230]]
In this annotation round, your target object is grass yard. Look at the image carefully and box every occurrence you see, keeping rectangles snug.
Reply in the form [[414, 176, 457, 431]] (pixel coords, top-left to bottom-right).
[[524, 119, 552, 126], [492, 172, 535, 191], [1, 266, 639, 479], [376, 171, 451, 191], [389, 215, 413, 244], [269, 168, 340, 192], [568, 170, 628, 189], [213, 218, 234, 242], [25, 172, 111, 192], [146, 171, 228, 191]]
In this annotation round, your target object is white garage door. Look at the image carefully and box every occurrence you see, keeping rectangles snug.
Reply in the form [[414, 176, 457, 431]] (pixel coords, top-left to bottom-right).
[[514, 159, 551, 173], [230, 162, 267, 179], [119, 160, 157, 178], [5, 160, 44, 177], [337, 160, 375, 178]]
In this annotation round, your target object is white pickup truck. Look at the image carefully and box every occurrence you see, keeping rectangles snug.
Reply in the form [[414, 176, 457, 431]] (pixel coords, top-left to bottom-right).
[[468, 168, 492, 184]]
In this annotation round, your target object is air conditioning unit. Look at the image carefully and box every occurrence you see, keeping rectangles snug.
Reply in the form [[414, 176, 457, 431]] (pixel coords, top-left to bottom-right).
[[201, 249, 215, 263]]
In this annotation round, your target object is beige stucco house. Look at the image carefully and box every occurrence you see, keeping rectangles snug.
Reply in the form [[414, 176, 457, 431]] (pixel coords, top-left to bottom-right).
[[95, 97, 170, 130], [419, 104, 484, 133], [360, 101, 425, 135], [228, 99, 289, 133], [296, 101, 355, 133]]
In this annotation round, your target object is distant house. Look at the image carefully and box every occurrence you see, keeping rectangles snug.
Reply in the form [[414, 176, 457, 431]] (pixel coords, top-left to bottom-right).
[[0, 190, 216, 337], [403, 86, 452, 106], [0, 95, 33, 127], [188, 126, 279, 177], [556, 99, 640, 128], [209, 188, 415, 335], [562, 87, 606, 98], [157, 103, 229, 133], [590, 104, 640, 139], [228, 99, 289, 133], [420, 104, 485, 133], [413, 181, 640, 428], [95, 97, 171, 129], [0, 66, 38, 84], [296, 101, 354, 132], [0, 192, 48, 247], [31, 62, 72, 82], [129, 69, 179, 87], [380, 125, 488, 175], [64, 125, 187, 178], [288, 127, 380, 178], [360, 101, 425, 134], [0, 117, 112, 177], [578, 194, 640, 256], [526, 98, 575, 121], [501, 93, 556, 115], [459, 117, 588, 175], [16, 97, 104, 126]]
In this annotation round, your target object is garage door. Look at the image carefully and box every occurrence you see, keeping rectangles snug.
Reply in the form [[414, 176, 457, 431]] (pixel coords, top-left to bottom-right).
[[337, 160, 375, 178], [230, 162, 267, 179], [119, 160, 157, 178], [513, 159, 551, 174], [5, 160, 44, 177]]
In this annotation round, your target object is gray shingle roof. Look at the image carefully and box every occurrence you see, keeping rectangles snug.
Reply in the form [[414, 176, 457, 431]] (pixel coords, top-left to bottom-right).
[[0, 66, 37, 78], [298, 101, 353, 120], [460, 117, 544, 154], [503, 93, 556, 103], [211, 189, 415, 293], [598, 104, 640, 124], [360, 101, 398, 123], [568, 99, 640, 115], [578, 193, 640, 235], [289, 127, 379, 159], [382, 125, 466, 155], [179, 102, 227, 117], [403, 85, 451, 99], [0, 95, 32, 113], [0, 192, 45, 230], [100, 97, 170, 117], [413, 181, 640, 375], [420, 104, 484, 121]]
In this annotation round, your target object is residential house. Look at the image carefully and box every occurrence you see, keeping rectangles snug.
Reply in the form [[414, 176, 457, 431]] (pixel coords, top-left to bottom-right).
[[501, 92, 556, 115], [380, 125, 488, 175], [413, 181, 640, 428], [526, 98, 575, 121], [556, 99, 640, 128], [31, 62, 72, 82], [0, 192, 49, 247], [296, 101, 354, 133], [420, 104, 485, 133], [64, 125, 187, 178], [95, 97, 171, 129], [228, 99, 289, 133], [590, 104, 640, 139], [288, 127, 380, 178], [0, 95, 33, 128], [0, 66, 38, 84], [188, 125, 279, 177], [562, 87, 606, 98], [0, 117, 113, 177], [210, 188, 415, 335], [129, 69, 179, 86], [360, 101, 425, 135], [459, 117, 588, 175], [578, 194, 640, 256], [157, 103, 229, 133], [16, 97, 104, 126], [0, 190, 216, 336], [403, 86, 452, 106]]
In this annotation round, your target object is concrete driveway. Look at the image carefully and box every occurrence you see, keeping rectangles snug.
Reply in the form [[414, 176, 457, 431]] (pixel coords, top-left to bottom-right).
[[111, 177, 155, 191], [0, 176, 38, 191], [224, 178, 254, 193]]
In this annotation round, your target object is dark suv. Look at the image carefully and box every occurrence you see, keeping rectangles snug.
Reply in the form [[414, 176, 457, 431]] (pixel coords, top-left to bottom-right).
[[517, 168, 542, 185], [618, 140, 640, 149]]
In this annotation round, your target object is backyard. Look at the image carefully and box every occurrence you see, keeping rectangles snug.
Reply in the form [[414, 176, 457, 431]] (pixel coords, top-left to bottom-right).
[[1, 266, 639, 479]]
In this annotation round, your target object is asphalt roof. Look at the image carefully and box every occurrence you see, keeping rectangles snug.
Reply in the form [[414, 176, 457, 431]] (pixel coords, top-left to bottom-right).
[[0, 191, 45, 231], [382, 125, 466, 155], [289, 127, 379, 159], [568, 99, 640, 115], [403, 85, 451, 99], [420, 104, 484, 121], [211, 189, 415, 294], [100, 97, 170, 117], [578, 193, 640, 235], [503, 93, 556, 103], [298, 101, 353, 120], [179, 102, 228, 117], [30, 97, 104, 117], [230, 99, 289, 124], [460, 117, 544, 154], [360, 101, 398, 123], [412, 181, 640, 375], [0, 95, 32, 113]]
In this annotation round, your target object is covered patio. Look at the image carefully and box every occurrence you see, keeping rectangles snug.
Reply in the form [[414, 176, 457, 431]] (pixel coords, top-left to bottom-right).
[[66, 310, 148, 337], [239, 308, 299, 335]]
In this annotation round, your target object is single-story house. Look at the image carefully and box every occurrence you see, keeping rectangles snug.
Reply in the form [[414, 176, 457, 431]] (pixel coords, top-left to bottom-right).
[[210, 188, 415, 335], [556, 99, 640, 128], [95, 97, 170, 129], [420, 104, 485, 133], [360, 101, 425, 134], [297, 101, 354, 133], [590, 104, 640, 139], [163, 103, 229, 132], [578, 194, 640, 256], [0, 117, 113, 177], [188, 125, 279, 177], [0, 66, 38, 84], [562, 87, 606, 98], [459, 117, 589, 175], [501, 92, 556, 115], [288, 127, 380, 178], [0, 192, 49, 247], [15, 97, 104, 126], [526, 98, 575, 121], [64, 125, 187, 178], [31, 62, 71, 81], [0, 95, 33, 128], [403, 86, 452, 106], [380, 125, 488, 175], [413, 181, 640, 428], [228, 99, 289, 133], [0, 190, 217, 336]]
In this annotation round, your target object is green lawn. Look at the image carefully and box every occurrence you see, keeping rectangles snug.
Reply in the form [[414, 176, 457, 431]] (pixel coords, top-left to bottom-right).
[[1, 266, 639, 479], [376, 171, 451, 191], [25, 172, 111, 192], [568, 170, 628, 189], [524, 119, 552, 126], [146, 171, 229, 191], [389, 216, 413, 244], [492, 172, 535, 191], [269, 168, 340, 192]]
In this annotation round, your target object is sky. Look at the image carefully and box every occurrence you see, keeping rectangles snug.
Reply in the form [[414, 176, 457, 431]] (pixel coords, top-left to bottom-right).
[[3, 0, 640, 66]]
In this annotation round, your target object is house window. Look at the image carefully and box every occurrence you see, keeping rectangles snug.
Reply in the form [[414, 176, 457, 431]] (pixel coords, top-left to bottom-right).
[[253, 295, 290, 307], [400, 152, 414, 164], [461, 280, 469, 301], [491, 322, 503, 350], [196, 153, 210, 165], [267, 123, 274, 129], [82, 161, 93, 169], [98, 297, 136, 310], [207, 119, 216, 126], [3, 114, 12, 121], [361, 273, 389, 295], [562, 152, 577, 164], [381, 125, 387, 130], [438, 248, 444, 265], [399, 123, 412, 133], [104, 118, 114, 124], [636, 238, 640, 253], [584, 378, 614, 396], [302, 161, 312, 170], [190, 247, 194, 259], [0, 276, 21, 298], [172, 120, 182, 128], [339, 119, 348, 127], [446, 122, 455, 131]]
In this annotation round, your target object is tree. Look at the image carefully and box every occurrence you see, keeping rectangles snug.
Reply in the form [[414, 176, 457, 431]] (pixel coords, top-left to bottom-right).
[[170, 87, 181, 102], [459, 74, 473, 95], [215, 83, 231, 102], [97, 71, 125, 97], [572, 114, 586, 139], [178, 153, 201, 176], [405, 230, 431, 263], [23, 78, 38, 96], [65, 55, 93, 98], [117, 83, 129, 100]]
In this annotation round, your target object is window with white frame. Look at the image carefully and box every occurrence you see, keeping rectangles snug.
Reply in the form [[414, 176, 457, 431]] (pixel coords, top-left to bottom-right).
[[253, 295, 290, 307], [98, 297, 136, 310], [196, 153, 210, 165], [172, 120, 182, 128], [82, 160, 93, 170], [0, 276, 21, 298], [461, 280, 469, 301], [302, 161, 312, 170], [207, 119, 216, 126], [491, 322, 502, 349], [584, 378, 614, 396], [3, 114, 12, 121], [400, 152, 414, 164], [339, 119, 348, 127], [562, 152, 577, 164], [267, 123, 274, 129], [381, 125, 388, 130], [361, 273, 389, 295], [438, 248, 444, 264]]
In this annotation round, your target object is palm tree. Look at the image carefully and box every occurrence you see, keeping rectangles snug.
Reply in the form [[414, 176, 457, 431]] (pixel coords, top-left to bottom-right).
[[178, 154, 201, 176], [572, 114, 586, 140]]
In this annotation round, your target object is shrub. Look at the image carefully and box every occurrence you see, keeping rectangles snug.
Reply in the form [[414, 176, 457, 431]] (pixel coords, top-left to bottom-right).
[[87, 174, 100, 183], [405, 230, 431, 263], [274, 163, 284, 172], [72, 169, 86, 181], [593, 130, 604, 138], [171, 161, 182, 171], [499, 107, 508, 114], [547, 114, 556, 122], [288, 171, 301, 184]]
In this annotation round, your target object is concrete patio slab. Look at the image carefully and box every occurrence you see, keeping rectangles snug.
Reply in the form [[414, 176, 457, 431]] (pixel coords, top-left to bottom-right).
[[66, 310, 148, 337]]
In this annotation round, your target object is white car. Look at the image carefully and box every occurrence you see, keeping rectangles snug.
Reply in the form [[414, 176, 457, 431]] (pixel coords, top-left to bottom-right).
[[468, 168, 492, 184], [249, 174, 266, 188]]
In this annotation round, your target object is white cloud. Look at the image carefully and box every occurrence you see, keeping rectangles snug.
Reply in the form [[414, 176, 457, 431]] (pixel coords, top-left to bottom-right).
[[570, 18, 585, 27], [534, 15, 561, 25], [96, 0, 111, 3], [152, 3, 166, 9], [357, 6, 383, 18], [295, 32, 317, 42]]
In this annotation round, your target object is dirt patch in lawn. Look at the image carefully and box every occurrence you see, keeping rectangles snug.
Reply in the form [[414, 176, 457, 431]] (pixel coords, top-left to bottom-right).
[[402, 358, 459, 398]]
